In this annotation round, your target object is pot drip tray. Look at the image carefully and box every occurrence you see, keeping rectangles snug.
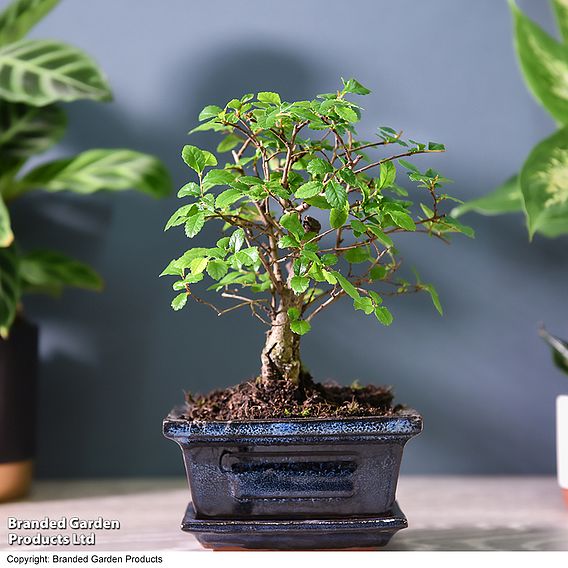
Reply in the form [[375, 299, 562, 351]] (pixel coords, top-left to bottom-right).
[[181, 501, 408, 550]]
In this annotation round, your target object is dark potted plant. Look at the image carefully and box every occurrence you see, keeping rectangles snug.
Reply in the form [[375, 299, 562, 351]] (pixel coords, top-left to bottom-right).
[[453, 0, 568, 504], [162, 78, 472, 549], [0, 0, 171, 501]]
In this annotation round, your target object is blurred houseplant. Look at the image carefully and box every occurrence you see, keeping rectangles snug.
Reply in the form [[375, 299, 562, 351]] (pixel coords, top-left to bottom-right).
[[161, 79, 472, 549], [453, 0, 568, 502], [0, 0, 171, 501]]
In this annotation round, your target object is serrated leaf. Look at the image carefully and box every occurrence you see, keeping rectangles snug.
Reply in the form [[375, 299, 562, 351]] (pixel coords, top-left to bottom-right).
[[335, 104, 358, 122], [374, 306, 393, 326], [21, 149, 171, 197], [280, 212, 304, 239], [367, 224, 394, 247], [333, 271, 360, 300], [353, 296, 374, 315], [424, 283, 443, 315], [520, 127, 568, 238], [182, 144, 217, 174], [553, 0, 568, 44], [278, 234, 299, 249], [184, 211, 206, 238], [511, 0, 568, 123], [325, 180, 347, 209], [171, 292, 188, 311], [387, 210, 416, 231], [202, 168, 235, 190], [290, 319, 311, 335], [206, 259, 228, 280], [341, 77, 371, 95], [215, 188, 242, 209], [189, 257, 208, 275], [229, 228, 245, 252], [198, 105, 222, 121], [217, 133, 240, 153], [379, 161, 396, 189], [258, 91, 281, 105], [344, 246, 370, 264], [177, 182, 201, 198], [160, 259, 183, 277], [295, 180, 323, 199], [287, 307, 301, 321], [307, 158, 333, 176], [290, 275, 310, 294], [0, 39, 111, 105], [329, 207, 348, 229]]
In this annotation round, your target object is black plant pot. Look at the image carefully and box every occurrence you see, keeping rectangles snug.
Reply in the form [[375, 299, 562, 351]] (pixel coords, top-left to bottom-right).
[[163, 408, 422, 549], [0, 318, 38, 501]]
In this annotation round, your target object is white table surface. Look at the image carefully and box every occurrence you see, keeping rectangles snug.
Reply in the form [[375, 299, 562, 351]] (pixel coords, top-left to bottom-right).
[[1, 477, 567, 551]]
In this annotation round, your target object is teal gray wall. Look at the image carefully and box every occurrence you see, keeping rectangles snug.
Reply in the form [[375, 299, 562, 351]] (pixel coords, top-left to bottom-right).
[[8, 0, 567, 476]]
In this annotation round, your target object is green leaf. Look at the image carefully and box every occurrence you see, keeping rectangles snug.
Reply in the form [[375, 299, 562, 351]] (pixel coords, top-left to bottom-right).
[[379, 161, 396, 189], [0, 0, 60, 47], [519, 127, 568, 238], [451, 175, 523, 217], [278, 235, 299, 249], [202, 168, 235, 190], [367, 225, 394, 247], [287, 307, 301, 321], [511, 0, 568, 123], [0, 102, 66, 170], [341, 78, 371, 95], [329, 207, 348, 229], [325, 180, 347, 209], [290, 318, 311, 335], [344, 246, 369, 264], [217, 133, 240, 153], [184, 211, 206, 238], [295, 181, 323, 199], [0, 196, 14, 247], [19, 249, 102, 294], [424, 283, 443, 315], [307, 158, 333, 176], [171, 292, 188, 311], [553, 0, 568, 44], [20, 149, 171, 197], [387, 210, 416, 231], [198, 105, 222, 121], [189, 256, 208, 275], [258, 91, 281, 105], [216, 188, 242, 209], [427, 142, 445, 151], [206, 259, 228, 280], [540, 326, 568, 375], [280, 212, 304, 239], [0, 39, 111, 105], [229, 228, 245, 252], [177, 182, 201, 198], [374, 306, 393, 326], [333, 271, 360, 300], [290, 275, 310, 294], [0, 246, 20, 336], [182, 144, 217, 174], [353, 296, 374, 315], [335, 104, 358, 123]]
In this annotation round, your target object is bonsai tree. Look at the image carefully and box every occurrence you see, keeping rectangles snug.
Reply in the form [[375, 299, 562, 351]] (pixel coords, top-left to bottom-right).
[[0, 0, 171, 337], [162, 78, 472, 395]]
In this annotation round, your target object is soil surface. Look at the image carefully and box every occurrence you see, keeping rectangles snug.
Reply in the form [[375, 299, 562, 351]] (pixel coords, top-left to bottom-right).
[[182, 374, 403, 421]]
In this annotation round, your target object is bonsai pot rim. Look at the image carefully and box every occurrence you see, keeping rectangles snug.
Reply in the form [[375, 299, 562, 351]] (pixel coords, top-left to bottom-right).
[[163, 408, 423, 445]]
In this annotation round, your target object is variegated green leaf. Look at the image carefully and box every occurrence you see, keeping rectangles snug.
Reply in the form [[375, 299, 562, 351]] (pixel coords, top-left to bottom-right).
[[0, 39, 111, 106], [19, 149, 172, 197], [0, 0, 60, 47], [511, 0, 568, 124], [0, 101, 66, 168], [520, 127, 568, 238], [0, 195, 14, 247], [0, 245, 20, 337], [19, 249, 102, 294], [553, 0, 568, 44]]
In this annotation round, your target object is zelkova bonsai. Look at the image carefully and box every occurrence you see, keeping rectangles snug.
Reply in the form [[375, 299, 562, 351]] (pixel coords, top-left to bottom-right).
[[162, 79, 472, 418]]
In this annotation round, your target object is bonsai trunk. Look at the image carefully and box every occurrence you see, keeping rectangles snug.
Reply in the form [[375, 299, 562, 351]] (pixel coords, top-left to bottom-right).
[[261, 290, 302, 385]]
